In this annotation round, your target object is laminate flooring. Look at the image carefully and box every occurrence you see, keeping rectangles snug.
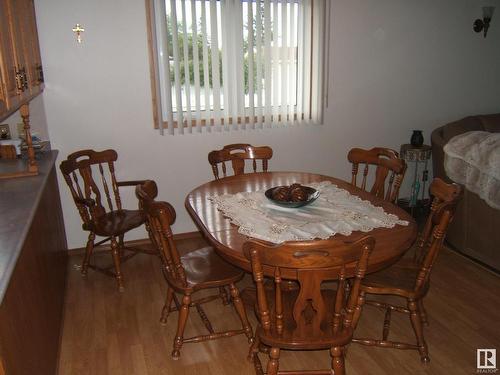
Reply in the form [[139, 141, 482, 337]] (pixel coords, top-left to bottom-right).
[[57, 238, 500, 375]]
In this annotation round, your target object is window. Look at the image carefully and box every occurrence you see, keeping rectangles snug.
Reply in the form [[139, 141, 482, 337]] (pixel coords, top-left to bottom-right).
[[146, 0, 328, 134]]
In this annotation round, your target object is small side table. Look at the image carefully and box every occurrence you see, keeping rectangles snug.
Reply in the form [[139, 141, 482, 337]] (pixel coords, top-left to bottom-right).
[[399, 144, 432, 216]]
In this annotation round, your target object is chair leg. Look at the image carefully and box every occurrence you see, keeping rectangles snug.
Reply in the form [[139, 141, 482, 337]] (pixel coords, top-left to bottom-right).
[[160, 287, 175, 325], [118, 234, 125, 257], [249, 335, 264, 375], [219, 286, 230, 305], [418, 299, 429, 326], [172, 293, 191, 360], [81, 232, 95, 277], [110, 236, 124, 291], [229, 283, 253, 342], [408, 299, 430, 363], [351, 290, 366, 330], [330, 346, 345, 375], [248, 333, 260, 362], [266, 348, 280, 375]]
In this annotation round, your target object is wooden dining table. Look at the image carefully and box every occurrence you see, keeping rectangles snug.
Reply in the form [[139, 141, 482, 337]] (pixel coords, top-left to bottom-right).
[[185, 171, 418, 277]]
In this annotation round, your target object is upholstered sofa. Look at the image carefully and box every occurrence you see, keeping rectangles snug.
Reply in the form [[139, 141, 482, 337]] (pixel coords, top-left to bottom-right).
[[431, 113, 500, 271]]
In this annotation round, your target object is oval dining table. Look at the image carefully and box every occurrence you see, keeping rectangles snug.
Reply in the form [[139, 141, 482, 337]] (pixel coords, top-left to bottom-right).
[[185, 171, 418, 278]]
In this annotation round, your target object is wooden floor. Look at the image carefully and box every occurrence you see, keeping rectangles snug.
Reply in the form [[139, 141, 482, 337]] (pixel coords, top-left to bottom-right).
[[57, 239, 500, 375]]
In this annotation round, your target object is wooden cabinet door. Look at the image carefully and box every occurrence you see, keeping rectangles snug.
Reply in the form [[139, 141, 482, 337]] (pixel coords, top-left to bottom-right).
[[0, 0, 21, 110], [15, 0, 43, 96], [6, 0, 31, 102], [0, 0, 44, 120], [27, 0, 44, 91], [0, 84, 6, 114], [0, 80, 6, 114]]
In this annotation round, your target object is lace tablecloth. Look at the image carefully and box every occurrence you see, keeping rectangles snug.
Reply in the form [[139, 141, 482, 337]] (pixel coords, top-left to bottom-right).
[[209, 181, 409, 243]]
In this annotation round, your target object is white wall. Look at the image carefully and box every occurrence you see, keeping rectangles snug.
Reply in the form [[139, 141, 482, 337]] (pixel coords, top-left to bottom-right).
[[34, 0, 500, 249]]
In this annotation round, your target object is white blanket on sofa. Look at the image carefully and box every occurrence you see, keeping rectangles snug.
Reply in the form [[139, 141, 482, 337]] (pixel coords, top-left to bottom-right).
[[444, 131, 500, 209]]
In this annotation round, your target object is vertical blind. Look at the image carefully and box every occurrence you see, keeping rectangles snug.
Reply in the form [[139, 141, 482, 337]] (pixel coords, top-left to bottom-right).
[[147, 0, 328, 135]]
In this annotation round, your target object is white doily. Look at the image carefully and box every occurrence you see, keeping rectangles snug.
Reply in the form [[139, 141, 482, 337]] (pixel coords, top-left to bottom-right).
[[209, 181, 409, 243], [444, 131, 500, 210]]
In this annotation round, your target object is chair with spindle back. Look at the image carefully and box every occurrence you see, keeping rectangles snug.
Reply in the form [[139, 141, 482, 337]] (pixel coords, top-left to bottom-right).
[[347, 147, 407, 203], [208, 143, 273, 180], [245, 236, 375, 375], [60, 149, 156, 290], [135, 180, 253, 359], [351, 178, 463, 363]]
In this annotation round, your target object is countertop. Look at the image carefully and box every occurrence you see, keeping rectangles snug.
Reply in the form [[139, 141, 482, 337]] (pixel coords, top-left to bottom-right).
[[0, 151, 59, 303]]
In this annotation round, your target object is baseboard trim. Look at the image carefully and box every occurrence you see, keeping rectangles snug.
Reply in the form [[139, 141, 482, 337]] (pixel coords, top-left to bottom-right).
[[68, 231, 203, 256]]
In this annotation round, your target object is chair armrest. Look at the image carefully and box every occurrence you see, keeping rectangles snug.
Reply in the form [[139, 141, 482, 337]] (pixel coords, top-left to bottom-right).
[[116, 180, 148, 187], [74, 197, 96, 207]]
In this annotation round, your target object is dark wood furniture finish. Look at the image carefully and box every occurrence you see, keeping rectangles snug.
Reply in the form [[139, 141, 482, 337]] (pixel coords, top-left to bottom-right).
[[245, 236, 375, 375], [60, 149, 155, 290], [208, 143, 273, 180], [136, 180, 253, 359], [0, 0, 44, 122], [347, 147, 406, 204], [186, 172, 417, 277], [0, 151, 67, 375], [351, 178, 463, 363]]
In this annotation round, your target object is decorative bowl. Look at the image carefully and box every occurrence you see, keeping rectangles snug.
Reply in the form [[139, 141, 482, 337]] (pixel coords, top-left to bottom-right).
[[265, 186, 320, 208]]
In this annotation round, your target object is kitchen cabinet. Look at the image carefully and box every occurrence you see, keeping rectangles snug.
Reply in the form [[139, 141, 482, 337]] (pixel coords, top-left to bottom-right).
[[0, 151, 68, 375], [0, 0, 21, 113], [0, 80, 6, 114], [0, 0, 44, 122]]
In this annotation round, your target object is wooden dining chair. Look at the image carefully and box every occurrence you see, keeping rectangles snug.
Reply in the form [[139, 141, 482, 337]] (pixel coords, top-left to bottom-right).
[[244, 236, 375, 375], [60, 149, 156, 290], [208, 143, 273, 179], [135, 180, 253, 359], [347, 147, 407, 203], [351, 178, 463, 363]]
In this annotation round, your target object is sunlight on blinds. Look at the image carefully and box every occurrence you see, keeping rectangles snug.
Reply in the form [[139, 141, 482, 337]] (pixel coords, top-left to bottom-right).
[[148, 0, 327, 135]]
